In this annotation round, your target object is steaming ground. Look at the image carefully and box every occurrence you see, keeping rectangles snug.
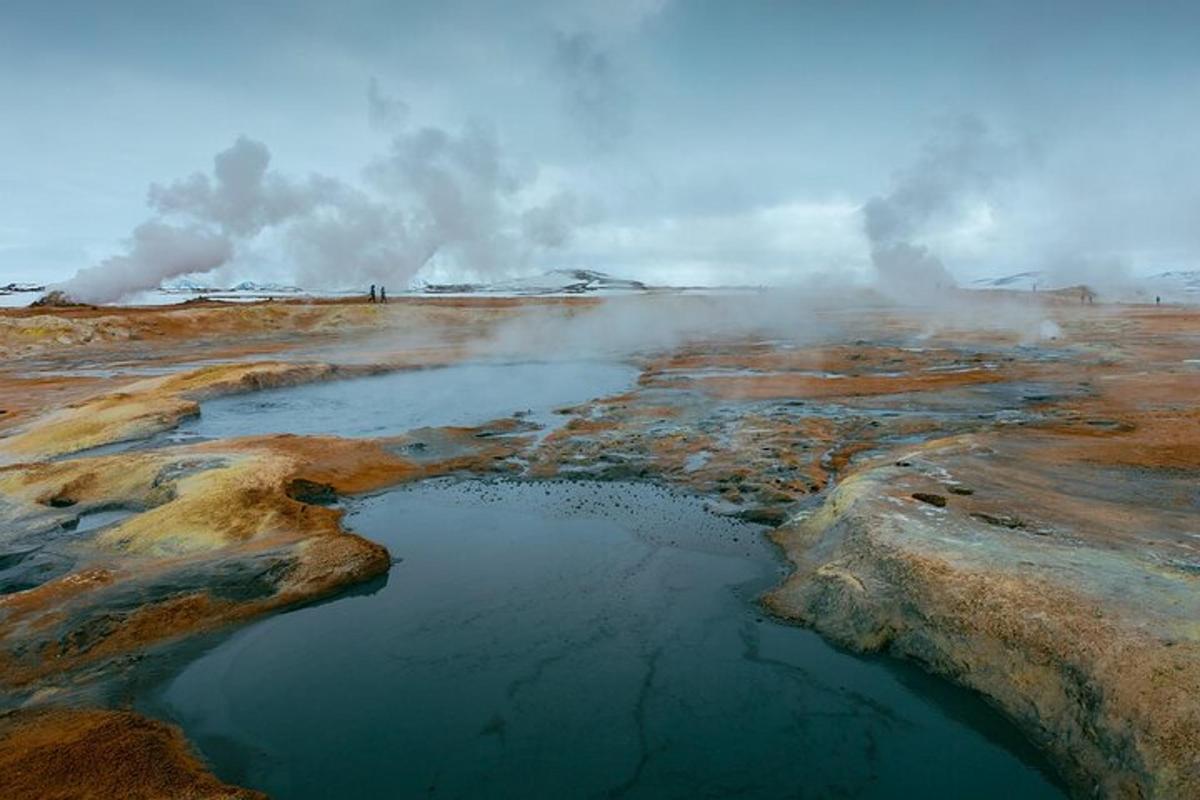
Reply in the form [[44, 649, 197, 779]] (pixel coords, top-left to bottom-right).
[[0, 291, 1197, 798]]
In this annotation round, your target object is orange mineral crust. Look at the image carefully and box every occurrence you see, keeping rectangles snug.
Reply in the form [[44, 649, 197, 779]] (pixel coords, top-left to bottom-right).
[[0, 707, 265, 800], [0, 294, 1197, 797]]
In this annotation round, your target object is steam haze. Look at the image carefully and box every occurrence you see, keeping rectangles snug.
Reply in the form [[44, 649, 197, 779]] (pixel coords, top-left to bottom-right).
[[4, 1, 1200, 297]]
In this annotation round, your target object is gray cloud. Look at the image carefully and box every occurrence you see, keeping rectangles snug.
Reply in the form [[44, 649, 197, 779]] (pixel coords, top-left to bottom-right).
[[553, 32, 632, 150], [521, 191, 580, 248], [367, 76, 408, 131]]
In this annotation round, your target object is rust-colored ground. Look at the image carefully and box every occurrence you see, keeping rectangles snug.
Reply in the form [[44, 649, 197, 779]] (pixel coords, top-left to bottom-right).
[[0, 707, 265, 799], [0, 293, 1197, 798]]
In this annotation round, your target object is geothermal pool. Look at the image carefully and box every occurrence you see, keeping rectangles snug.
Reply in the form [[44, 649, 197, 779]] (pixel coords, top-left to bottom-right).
[[78, 360, 640, 457], [174, 360, 640, 442], [136, 479, 1063, 798]]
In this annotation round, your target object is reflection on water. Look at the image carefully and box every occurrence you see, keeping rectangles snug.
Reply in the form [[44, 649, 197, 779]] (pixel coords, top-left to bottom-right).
[[80, 360, 640, 458], [138, 479, 1063, 798], [182, 360, 639, 440], [73, 362, 638, 460]]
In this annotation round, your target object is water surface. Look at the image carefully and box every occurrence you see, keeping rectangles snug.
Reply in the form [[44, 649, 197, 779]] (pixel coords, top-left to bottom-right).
[[185, 360, 638, 439], [138, 479, 1063, 798], [99, 360, 637, 455]]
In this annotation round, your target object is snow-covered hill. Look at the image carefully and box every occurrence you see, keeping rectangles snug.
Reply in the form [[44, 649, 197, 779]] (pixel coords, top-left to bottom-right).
[[159, 277, 215, 293], [229, 281, 303, 293], [972, 269, 1199, 301], [159, 278, 302, 294], [0, 282, 46, 293], [421, 269, 647, 295], [153, 270, 644, 300], [970, 271, 1046, 291], [1147, 270, 1200, 295]]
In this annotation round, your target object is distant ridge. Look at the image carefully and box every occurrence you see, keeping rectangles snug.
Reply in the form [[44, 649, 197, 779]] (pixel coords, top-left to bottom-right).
[[1148, 270, 1200, 295], [419, 269, 647, 295], [0, 282, 46, 293], [970, 271, 1046, 291], [972, 269, 1200, 297], [160, 278, 302, 294], [152, 270, 646, 297]]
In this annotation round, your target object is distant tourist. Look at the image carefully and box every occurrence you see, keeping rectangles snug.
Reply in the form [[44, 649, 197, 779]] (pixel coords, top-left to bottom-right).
[[369, 284, 377, 303], [380, 286, 388, 304], [1156, 295, 1161, 306]]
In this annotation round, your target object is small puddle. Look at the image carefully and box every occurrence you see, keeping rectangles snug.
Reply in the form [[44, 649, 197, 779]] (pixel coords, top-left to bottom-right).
[[72, 507, 137, 533], [136, 479, 1063, 798], [0, 507, 137, 594]]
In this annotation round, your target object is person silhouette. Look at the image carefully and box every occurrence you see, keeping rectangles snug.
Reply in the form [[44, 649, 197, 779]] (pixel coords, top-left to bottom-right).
[[380, 286, 387, 304], [369, 284, 376, 303]]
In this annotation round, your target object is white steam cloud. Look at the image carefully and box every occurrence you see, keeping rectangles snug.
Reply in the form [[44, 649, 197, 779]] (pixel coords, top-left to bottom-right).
[[57, 222, 233, 304], [863, 116, 1015, 302], [57, 84, 578, 303], [147, 137, 342, 237]]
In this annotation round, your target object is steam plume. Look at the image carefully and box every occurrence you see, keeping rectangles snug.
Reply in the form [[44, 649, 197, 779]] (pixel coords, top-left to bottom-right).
[[148, 137, 341, 237], [863, 116, 1011, 301], [58, 222, 233, 304], [57, 89, 578, 303]]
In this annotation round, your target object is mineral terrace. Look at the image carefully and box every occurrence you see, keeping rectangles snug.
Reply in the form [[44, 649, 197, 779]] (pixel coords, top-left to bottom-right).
[[0, 293, 1196, 798]]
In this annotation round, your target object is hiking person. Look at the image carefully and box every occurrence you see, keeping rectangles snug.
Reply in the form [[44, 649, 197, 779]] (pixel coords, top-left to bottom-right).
[[369, 284, 376, 303], [380, 286, 387, 304]]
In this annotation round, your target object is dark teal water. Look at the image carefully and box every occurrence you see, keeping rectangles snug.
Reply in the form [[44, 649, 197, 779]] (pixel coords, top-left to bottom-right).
[[137, 479, 1064, 799]]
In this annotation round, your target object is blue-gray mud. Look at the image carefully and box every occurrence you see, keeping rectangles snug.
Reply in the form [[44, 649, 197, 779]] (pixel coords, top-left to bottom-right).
[[135, 478, 1063, 799]]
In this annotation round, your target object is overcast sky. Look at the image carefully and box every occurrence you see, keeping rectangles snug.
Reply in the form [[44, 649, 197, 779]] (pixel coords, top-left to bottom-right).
[[3, 0, 1199, 290]]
